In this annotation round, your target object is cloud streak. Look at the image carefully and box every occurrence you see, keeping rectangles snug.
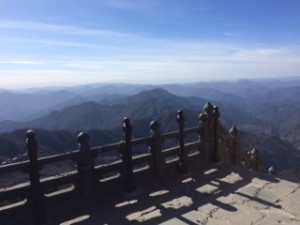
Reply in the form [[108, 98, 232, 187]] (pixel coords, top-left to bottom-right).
[[2, 44, 300, 87], [0, 20, 135, 39], [1, 19, 300, 88], [0, 60, 43, 65]]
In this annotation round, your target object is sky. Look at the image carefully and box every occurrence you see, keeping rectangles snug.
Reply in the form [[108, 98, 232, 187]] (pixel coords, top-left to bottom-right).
[[0, 0, 300, 88]]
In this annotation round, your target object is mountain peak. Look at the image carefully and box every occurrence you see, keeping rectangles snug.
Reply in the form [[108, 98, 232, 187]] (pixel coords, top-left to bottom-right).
[[140, 88, 171, 95], [137, 88, 176, 99]]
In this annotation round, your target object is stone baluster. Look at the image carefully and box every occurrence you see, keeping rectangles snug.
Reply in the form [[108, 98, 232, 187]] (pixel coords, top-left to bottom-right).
[[198, 113, 206, 157], [26, 130, 47, 225], [203, 102, 214, 160], [149, 120, 165, 180], [250, 148, 261, 172], [177, 110, 188, 173], [211, 105, 220, 162], [229, 126, 241, 165], [122, 117, 136, 192], [77, 132, 94, 197]]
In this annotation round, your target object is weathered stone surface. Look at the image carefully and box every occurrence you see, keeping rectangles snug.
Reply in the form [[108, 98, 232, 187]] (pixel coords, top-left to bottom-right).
[[196, 183, 220, 194], [4, 163, 300, 225], [280, 187, 300, 217], [215, 203, 264, 225], [219, 172, 244, 184], [126, 206, 162, 222], [233, 183, 280, 210], [182, 210, 231, 225], [161, 196, 193, 209], [159, 217, 189, 225], [266, 182, 298, 199], [255, 212, 300, 225]]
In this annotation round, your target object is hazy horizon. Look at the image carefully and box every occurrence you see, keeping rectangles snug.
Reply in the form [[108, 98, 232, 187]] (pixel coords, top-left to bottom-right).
[[0, 75, 299, 91], [1, 1, 300, 88]]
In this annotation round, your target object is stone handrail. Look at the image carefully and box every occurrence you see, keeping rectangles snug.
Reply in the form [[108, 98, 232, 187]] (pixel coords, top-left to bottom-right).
[[0, 102, 263, 225]]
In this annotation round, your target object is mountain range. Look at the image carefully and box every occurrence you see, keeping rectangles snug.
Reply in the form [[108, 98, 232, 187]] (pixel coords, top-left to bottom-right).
[[0, 78, 300, 173]]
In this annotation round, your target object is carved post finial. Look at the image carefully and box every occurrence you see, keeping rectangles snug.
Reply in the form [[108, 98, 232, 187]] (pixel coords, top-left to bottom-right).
[[268, 166, 276, 175], [203, 102, 214, 116], [77, 131, 90, 147], [229, 126, 238, 137], [150, 120, 160, 135], [213, 105, 220, 119], [123, 117, 132, 132], [26, 129, 36, 138], [27, 130, 37, 157]]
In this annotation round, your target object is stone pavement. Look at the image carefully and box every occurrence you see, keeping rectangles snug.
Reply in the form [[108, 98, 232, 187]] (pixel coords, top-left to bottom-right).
[[8, 163, 300, 225]]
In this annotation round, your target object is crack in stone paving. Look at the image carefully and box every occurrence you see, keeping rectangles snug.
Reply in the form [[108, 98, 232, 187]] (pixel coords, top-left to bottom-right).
[[239, 182, 271, 205], [277, 184, 300, 202], [198, 207, 220, 225], [250, 213, 267, 225], [251, 184, 300, 225], [277, 185, 300, 218], [197, 181, 273, 225]]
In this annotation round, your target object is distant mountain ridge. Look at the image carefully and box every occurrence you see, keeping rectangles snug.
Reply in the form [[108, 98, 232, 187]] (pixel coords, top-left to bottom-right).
[[1, 78, 300, 173], [0, 88, 262, 133]]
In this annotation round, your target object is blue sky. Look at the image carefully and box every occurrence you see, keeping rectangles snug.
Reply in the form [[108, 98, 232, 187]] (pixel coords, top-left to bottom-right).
[[0, 0, 300, 88]]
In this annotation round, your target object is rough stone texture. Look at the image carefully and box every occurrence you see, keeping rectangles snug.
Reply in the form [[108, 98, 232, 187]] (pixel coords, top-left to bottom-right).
[[232, 184, 280, 210], [3, 163, 300, 225], [255, 212, 300, 225], [280, 187, 300, 217], [214, 203, 264, 225]]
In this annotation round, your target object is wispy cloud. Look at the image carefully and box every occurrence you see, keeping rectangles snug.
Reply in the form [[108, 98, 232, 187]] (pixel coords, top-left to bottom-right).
[[99, 0, 208, 15], [0, 60, 43, 65], [0, 20, 135, 39], [229, 47, 300, 63], [1, 19, 300, 87], [100, 0, 163, 11], [66, 63, 105, 70], [223, 31, 244, 37]]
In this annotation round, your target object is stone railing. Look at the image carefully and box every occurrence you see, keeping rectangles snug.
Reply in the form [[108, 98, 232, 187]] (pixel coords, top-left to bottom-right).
[[0, 102, 263, 225]]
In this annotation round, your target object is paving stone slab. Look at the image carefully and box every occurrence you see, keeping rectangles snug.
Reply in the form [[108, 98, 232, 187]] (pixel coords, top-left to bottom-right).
[[277, 179, 300, 189], [196, 184, 220, 195], [182, 210, 231, 225], [255, 212, 300, 225], [159, 217, 189, 225], [280, 187, 300, 218], [4, 162, 300, 225], [213, 203, 264, 225], [233, 184, 280, 210], [265, 182, 297, 199]]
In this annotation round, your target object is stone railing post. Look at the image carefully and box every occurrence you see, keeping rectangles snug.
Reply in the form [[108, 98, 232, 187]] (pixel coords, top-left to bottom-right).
[[26, 130, 47, 225], [198, 113, 206, 157], [149, 120, 164, 180], [229, 126, 241, 165], [177, 110, 188, 173], [268, 166, 276, 175], [122, 117, 136, 192], [211, 106, 220, 162], [77, 132, 94, 197], [250, 148, 261, 172], [203, 102, 214, 160]]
